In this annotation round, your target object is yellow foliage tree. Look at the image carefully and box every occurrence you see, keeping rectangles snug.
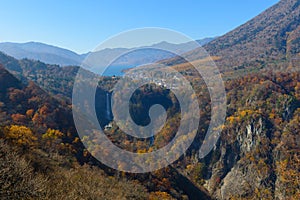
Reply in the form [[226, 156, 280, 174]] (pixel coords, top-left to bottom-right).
[[42, 129, 63, 139], [149, 191, 174, 200], [4, 125, 37, 148], [42, 129, 63, 152]]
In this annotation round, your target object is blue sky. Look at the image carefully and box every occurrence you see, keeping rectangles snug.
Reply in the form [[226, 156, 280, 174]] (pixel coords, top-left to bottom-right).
[[0, 0, 279, 54]]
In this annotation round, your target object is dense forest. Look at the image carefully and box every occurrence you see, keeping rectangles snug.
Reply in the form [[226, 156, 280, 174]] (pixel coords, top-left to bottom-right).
[[0, 0, 300, 199], [0, 58, 299, 199]]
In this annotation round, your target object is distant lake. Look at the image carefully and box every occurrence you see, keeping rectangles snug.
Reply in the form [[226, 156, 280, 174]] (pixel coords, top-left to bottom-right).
[[101, 65, 133, 76]]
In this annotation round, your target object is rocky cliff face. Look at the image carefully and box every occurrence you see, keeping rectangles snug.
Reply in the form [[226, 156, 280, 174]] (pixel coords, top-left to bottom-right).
[[214, 118, 272, 199], [194, 72, 300, 199], [161, 1, 300, 198]]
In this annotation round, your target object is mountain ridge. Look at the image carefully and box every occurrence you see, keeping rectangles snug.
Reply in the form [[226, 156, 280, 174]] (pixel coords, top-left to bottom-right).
[[0, 37, 216, 67], [165, 0, 300, 72], [0, 42, 82, 66]]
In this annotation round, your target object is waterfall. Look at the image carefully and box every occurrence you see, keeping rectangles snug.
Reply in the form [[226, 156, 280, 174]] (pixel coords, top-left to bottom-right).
[[149, 135, 154, 146], [106, 92, 113, 120]]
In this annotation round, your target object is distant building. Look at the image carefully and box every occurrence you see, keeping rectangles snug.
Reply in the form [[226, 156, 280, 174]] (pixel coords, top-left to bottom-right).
[[104, 123, 112, 131]]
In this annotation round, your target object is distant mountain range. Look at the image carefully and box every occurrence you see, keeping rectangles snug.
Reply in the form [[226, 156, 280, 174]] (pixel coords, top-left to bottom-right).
[[0, 37, 215, 67], [0, 42, 83, 66]]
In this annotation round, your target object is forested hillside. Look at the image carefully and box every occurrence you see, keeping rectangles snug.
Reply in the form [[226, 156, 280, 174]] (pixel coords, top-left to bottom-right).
[[0, 0, 299, 199]]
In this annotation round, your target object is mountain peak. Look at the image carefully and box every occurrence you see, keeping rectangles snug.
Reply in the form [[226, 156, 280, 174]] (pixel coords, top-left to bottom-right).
[[166, 0, 300, 72], [206, 0, 300, 69]]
